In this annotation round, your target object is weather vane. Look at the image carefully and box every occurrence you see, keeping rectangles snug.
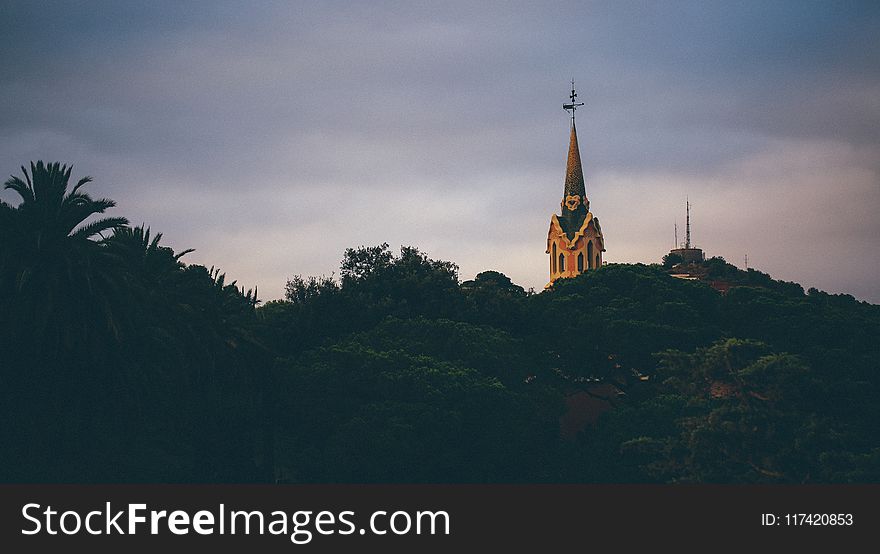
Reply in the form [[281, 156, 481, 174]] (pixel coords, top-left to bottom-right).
[[563, 79, 584, 120]]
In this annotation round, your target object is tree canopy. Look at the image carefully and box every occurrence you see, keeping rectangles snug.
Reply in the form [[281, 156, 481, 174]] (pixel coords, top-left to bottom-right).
[[2, 161, 878, 483]]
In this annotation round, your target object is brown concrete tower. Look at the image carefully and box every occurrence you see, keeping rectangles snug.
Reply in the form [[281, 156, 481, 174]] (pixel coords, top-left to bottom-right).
[[545, 83, 605, 287]]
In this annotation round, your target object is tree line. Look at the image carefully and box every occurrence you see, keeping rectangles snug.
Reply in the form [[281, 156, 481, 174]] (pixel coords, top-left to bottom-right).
[[2, 162, 878, 482]]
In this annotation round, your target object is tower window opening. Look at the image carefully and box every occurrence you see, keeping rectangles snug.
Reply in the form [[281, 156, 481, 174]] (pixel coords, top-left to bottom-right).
[[559, 253, 565, 272], [587, 241, 594, 269], [596, 254, 600, 269], [552, 243, 557, 274], [577, 252, 584, 272]]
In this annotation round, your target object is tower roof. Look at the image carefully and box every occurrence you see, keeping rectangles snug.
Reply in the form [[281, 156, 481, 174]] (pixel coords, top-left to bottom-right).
[[557, 82, 591, 240], [564, 120, 586, 199]]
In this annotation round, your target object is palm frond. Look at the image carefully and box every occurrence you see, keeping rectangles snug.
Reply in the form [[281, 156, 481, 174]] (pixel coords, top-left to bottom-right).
[[88, 197, 117, 210], [71, 216, 129, 240], [148, 230, 163, 252], [4, 175, 35, 204], [70, 175, 93, 196], [21, 164, 33, 188], [61, 197, 119, 235]]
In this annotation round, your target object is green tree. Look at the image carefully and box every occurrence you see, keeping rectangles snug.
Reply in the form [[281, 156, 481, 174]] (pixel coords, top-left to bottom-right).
[[0, 162, 131, 480], [1, 161, 129, 353], [662, 252, 683, 268], [583, 338, 879, 483]]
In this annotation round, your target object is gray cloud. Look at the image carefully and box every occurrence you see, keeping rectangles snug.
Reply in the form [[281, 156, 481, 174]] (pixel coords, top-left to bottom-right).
[[2, 1, 878, 301]]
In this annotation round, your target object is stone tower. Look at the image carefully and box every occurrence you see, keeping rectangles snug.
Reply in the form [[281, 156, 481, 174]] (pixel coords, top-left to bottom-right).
[[545, 84, 605, 287]]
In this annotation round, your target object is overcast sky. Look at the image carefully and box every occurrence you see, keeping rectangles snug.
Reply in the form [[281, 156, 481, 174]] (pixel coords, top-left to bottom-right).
[[2, 1, 878, 302]]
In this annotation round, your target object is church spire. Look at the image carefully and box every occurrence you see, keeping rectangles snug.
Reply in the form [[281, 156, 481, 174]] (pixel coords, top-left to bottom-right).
[[563, 120, 586, 200], [546, 81, 605, 287], [561, 81, 587, 212]]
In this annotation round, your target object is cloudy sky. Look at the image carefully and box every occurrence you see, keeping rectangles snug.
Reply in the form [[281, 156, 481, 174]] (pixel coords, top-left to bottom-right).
[[2, 1, 878, 302]]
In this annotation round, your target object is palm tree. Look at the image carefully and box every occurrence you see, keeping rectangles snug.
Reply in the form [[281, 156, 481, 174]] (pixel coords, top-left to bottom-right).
[[1, 160, 129, 353], [0, 162, 131, 480], [106, 225, 193, 284], [3, 161, 127, 248], [102, 225, 270, 481]]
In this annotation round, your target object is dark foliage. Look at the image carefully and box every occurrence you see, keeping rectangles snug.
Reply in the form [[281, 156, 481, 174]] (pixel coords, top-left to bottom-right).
[[662, 252, 683, 268], [2, 161, 878, 483], [1, 163, 271, 482]]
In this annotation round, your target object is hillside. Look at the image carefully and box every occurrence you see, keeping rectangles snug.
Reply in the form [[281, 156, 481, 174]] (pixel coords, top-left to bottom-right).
[[257, 248, 880, 482], [2, 165, 878, 482]]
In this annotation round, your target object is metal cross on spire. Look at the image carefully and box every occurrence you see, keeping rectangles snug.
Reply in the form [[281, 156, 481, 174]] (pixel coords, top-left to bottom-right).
[[563, 79, 584, 121]]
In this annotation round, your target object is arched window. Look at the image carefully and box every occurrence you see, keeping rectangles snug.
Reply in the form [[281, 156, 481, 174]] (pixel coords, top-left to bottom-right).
[[559, 252, 565, 272], [577, 252, 584, 272], [596, 254, 601, 269], [587, 241, 594, 269], [552, 243, 557, 274]]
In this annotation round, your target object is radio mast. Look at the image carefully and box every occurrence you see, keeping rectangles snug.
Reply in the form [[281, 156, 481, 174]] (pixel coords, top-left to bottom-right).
[[685, 197, 691, 249]]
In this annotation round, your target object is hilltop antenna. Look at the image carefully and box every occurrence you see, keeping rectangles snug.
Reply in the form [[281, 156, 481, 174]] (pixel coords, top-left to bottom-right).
[[745, 253, 749, 269], [674, 222, 678, 249], [562, 79, 584, 123], [685, 197, 692, 249]]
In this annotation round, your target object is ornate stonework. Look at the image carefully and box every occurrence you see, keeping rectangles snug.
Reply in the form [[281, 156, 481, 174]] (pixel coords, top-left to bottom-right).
[[545, 113, 605, 288]]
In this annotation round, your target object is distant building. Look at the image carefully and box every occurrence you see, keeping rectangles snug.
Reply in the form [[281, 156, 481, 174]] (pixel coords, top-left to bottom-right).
[[670, 246, 704, 264], [668, 199, 704, 264], [545, 84, 605, 288]]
